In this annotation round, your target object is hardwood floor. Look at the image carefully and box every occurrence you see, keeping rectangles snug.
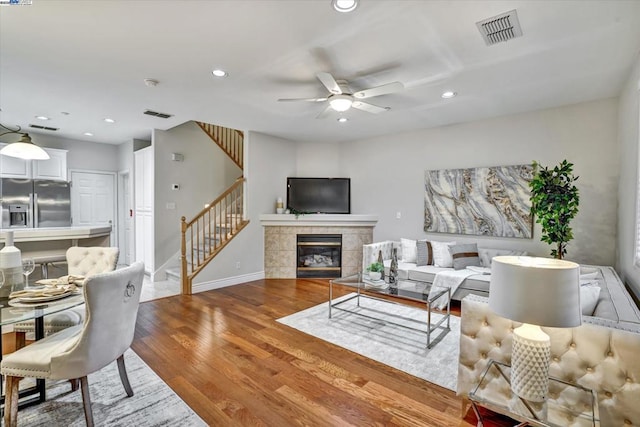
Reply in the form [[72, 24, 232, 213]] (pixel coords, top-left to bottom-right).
[[132, 278, 508, 426]]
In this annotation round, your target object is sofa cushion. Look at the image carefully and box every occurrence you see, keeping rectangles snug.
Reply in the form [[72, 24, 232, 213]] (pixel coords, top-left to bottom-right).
[[431, 241, 456, 267], [478, 248, 528, 267], [400, 238, 417, 263], [449, 243, 481, 270], [416, 240, 433, 266], [580, 282, 601, 315]]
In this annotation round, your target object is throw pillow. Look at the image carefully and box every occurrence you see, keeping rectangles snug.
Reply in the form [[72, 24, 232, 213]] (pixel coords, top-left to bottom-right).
[[431, 241, 456, 268], [416, 240, 433, 266], [449, 243, 481, 270], [580, 282, 601, 316], [401, 238, 417, 263]]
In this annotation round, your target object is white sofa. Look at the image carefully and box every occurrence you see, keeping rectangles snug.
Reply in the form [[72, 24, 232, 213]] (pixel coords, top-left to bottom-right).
[[362, 240, 526, 301], [458, 294, 640, 426]]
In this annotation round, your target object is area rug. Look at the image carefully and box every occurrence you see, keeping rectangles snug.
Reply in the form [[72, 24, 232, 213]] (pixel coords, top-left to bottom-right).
[[277, 293, 460, 391], [16, 349, 206, 426]]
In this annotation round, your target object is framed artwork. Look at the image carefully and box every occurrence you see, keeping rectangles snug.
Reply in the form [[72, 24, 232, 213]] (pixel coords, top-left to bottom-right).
[[424, 164, 533, 238]]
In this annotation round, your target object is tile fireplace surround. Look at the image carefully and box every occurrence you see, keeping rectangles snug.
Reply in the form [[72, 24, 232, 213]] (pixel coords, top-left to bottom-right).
[[260, 214, 378, 278]]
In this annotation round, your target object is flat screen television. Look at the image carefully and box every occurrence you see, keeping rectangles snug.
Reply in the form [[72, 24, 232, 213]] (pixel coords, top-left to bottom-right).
[[286, 177, 350, 214]]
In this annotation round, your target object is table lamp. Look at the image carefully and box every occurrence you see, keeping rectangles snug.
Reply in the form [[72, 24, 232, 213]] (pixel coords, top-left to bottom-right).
[[489, 256, 581, 402]]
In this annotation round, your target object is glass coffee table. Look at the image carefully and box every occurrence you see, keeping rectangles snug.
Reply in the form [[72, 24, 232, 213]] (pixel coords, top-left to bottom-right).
[[329, 273, 451, 348]]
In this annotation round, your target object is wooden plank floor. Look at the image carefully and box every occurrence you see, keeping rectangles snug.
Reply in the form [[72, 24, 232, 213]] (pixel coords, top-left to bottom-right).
[[132, 278, 510, 426]]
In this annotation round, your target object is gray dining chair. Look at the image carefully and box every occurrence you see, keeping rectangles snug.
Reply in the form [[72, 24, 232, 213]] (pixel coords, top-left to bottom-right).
[[1, 262, 144, 427], [14, 246, 119, 347]]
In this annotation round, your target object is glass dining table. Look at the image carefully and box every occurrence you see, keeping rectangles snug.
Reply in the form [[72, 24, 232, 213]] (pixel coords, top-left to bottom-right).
[[0, 294, 84, 409]]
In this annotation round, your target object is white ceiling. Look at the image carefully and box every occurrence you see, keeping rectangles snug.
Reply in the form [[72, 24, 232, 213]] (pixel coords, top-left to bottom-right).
[[1, 0, 639, 145]]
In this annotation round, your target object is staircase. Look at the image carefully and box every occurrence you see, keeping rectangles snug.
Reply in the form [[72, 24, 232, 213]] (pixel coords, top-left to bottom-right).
[[174, 121, 248, 294]]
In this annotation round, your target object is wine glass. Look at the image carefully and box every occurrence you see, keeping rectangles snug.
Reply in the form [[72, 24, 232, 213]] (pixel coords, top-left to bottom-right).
[[22, 258, 35, 289]]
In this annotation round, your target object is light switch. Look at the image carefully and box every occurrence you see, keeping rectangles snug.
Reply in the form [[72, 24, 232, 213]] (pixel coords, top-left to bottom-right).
[[396, 211, 401, 219], [166, 202, 176, 210]]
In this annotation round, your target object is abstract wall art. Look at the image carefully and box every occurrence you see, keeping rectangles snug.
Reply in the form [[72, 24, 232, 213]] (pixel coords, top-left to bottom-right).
[[424, 164, 534, 238]]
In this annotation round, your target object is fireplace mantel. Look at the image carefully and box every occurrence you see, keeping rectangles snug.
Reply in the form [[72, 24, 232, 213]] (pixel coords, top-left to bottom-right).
[[259, 214, 377, 227], [261, 214, 377, 278]]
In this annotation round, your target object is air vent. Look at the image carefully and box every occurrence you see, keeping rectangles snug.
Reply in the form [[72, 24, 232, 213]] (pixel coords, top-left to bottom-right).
[[476, 9, 523, 46], [143, 109, 173, 119], [29, 123, 59, 131]]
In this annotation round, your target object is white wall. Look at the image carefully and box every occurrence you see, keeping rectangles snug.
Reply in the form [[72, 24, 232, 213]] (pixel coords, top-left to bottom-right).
[[295, 99, 620, 266], [617, 54, 640, 299], [192, 131, 297, 286], [152, 122, 242, 274], [25, 133, 120, 173]]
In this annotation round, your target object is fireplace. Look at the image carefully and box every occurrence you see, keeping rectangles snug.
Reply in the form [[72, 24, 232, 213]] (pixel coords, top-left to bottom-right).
[[297, 234, 342, 278]]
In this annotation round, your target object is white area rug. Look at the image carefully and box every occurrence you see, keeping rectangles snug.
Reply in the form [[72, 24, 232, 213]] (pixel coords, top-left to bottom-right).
[[16, 349, 206, 426], [278, 293, 460, 391]]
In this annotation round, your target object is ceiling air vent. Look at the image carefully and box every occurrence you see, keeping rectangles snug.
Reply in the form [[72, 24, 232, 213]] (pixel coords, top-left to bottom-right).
[[143, 109, 173, 119], [29, 123, 59, 131], [476, 9, 523, 46]]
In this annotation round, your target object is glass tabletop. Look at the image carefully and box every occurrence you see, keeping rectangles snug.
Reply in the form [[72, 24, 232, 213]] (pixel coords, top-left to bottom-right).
[[0, 294, 84, 326], [331, 273, 446, 304]]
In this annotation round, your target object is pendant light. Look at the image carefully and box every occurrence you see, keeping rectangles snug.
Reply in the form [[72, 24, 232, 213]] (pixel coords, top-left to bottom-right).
[[0, 124, 50, 160]]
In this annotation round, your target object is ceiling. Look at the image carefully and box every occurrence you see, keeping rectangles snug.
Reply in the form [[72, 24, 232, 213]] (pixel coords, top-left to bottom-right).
[[1, 0, 639, 146]]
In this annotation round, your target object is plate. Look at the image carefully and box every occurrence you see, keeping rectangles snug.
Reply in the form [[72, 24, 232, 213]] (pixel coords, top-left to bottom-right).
[[12, 291, 76, 304]]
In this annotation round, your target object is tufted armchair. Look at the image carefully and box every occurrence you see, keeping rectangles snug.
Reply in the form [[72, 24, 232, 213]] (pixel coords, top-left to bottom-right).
[[458, 294, 640, 426], [14, 246, 119, 346]]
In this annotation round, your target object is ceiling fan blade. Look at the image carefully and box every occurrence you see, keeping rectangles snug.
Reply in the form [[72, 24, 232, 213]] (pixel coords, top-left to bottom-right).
[[352, 101, 390, 114], [353, 81, 404, 99], [278, 97, 328, 102], [316, 105, 334, 119], [316, 72, 342, 95]]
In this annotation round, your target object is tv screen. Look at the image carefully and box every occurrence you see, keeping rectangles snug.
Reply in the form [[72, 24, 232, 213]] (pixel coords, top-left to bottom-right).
[[287, 178, 350, 214]]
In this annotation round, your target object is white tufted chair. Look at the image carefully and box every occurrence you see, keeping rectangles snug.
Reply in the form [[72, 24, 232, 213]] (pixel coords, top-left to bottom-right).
[[1, 262, 144, 427], [458, 295, 640, 426], [14, 246, 120, 347]]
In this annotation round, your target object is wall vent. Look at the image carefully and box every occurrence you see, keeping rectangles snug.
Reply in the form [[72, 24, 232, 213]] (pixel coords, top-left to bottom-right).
[[29, 123, 59, 131], [476, 9, 523, 46], [144, 109, 173, 119]]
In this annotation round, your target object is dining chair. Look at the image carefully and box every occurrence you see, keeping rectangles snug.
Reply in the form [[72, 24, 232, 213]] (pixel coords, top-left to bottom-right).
[[14, 246, 119, 347], [1, 262, 145, 427]]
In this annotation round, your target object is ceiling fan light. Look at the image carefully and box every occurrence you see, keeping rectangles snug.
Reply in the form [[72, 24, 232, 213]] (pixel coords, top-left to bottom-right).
[[332, 0, 358, 13], [0, 134, 50, 160], [329, 95, 353, 112]]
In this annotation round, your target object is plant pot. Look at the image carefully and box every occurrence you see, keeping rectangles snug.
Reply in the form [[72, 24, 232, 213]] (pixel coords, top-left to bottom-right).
[[368, 271, 382, 281]]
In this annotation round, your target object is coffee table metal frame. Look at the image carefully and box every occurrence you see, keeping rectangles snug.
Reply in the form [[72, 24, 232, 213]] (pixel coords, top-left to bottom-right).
[[329, 272, 451, 348]]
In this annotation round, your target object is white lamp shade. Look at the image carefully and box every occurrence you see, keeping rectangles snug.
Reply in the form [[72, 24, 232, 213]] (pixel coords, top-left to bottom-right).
[[489, 256, 581, 328]]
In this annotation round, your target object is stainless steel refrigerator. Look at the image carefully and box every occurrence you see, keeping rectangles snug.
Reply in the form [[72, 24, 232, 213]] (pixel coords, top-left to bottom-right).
[[1, 178, 71, 228]]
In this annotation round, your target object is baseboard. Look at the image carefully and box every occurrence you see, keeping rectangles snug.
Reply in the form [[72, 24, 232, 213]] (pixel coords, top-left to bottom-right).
[[192, 271, 265, 294]]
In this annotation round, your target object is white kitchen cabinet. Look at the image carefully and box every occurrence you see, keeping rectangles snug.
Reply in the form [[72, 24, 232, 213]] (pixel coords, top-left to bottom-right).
[[33, 148, 68, 181], [0, 143, 32, 178], [0, 144, 67, 181]]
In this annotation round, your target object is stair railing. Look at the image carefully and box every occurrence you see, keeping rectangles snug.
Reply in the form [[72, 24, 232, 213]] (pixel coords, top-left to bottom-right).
[[180, 177, 249, 294], [195, 121, 244, 170]]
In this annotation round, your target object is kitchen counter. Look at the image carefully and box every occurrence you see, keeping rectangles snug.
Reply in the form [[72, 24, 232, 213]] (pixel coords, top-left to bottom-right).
[[0, 226, 113, 279], [0, 225, 111, 243]]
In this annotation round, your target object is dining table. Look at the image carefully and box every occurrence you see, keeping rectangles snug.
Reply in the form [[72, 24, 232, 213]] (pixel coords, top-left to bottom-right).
[[0, 292, 84, 409]]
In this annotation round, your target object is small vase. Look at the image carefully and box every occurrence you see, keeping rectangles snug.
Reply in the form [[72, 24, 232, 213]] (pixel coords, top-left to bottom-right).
[[369, 271, 382, 281], [389, 248, 398, 286], [377, 250, 385, 281]]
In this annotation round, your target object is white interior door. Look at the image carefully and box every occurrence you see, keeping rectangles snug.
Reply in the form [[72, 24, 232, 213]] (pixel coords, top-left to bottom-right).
[[71, 170, 116, 244], [118, 171, 133, 265]]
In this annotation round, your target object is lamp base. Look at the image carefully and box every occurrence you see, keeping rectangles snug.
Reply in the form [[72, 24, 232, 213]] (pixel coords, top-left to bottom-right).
[[511, 323, 550, 402]]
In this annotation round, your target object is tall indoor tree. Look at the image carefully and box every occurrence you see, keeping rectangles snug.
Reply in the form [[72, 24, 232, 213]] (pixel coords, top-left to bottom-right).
[[529, 160, 580, 260]]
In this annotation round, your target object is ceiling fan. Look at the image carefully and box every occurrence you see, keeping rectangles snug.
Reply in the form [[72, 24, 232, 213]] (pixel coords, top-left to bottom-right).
[[278, 72, 404, 118]]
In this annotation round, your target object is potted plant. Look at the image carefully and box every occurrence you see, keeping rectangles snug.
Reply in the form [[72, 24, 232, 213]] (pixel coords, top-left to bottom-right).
[[366, 262, 384, 281], [529, 160, 580, 260]]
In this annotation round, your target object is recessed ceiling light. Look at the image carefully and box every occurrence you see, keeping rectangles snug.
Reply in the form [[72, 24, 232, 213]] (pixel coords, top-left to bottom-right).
[[35, 116, 50, 120], [337, 117, 348, 123], [212, 69, 228, 77], [104, 118, 115, 123], [441, 91, 457, 99], [83, 132, 94, 136], [332, 0, 358, 13]]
